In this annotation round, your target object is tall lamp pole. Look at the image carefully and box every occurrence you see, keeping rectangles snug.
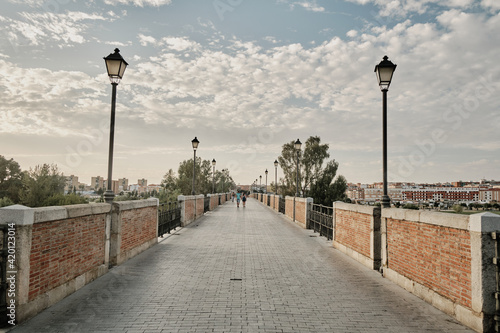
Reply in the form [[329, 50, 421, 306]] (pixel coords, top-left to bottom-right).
[[265, 169, 268, 193], [103, 48, 128, 204], [259, 175, 262, 192], [191, 137, 199, 195], [212, 159, 216, 193], [374, 55, 397, 208], [274, 160, 279, 195]]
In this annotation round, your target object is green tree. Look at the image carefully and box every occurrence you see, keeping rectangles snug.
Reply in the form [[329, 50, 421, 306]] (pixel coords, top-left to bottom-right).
[[19, 164, 66, 207], [277, 136, 339, 198], [278, 136, 347, 200], [0, 156, 23, 203], [0, 197, 14, 207], [308, 160, 347, 205]]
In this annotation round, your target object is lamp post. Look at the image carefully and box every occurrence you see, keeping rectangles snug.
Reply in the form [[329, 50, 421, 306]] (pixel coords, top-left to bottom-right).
[[259, 175, 262, 192], [103, 48, 128, 204], [375, 55, 397, 208], [212, 159, 216, 194], [294, 139, 302, 197], [191, 137, 199, 195], [274, 160, 278, 195], [265, 169, 268, 193]]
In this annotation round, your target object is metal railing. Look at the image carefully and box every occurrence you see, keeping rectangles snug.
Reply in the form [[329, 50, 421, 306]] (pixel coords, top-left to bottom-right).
[[204, 196, 210, 212], [308, 204, 333, 240], [279, 196, 285, 214], [158, 202, 181, 237]]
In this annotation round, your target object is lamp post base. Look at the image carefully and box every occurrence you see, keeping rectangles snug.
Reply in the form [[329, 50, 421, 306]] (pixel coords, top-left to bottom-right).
[[381, 195, 390, 208], [104, 190, 115, 203]]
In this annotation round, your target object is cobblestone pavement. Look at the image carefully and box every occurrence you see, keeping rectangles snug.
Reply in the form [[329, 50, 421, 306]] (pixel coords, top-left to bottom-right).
[[10, 198, 474, 333]]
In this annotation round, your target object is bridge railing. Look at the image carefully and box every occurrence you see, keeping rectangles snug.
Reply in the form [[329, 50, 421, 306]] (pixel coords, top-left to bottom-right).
[[158, 201, 181, 237], [308, 204, 333, 240]]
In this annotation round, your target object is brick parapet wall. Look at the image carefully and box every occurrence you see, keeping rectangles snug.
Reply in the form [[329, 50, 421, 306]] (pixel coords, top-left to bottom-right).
[[331, 202, 381, 270], [386, 217, 471, 308], [380, 209, 500, 332], [196, 195, 204, 217], [112, 199, 158, 266], [0, 199, 161, 324]]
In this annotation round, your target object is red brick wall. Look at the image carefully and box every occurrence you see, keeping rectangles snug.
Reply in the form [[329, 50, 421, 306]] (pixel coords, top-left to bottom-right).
[[295, 200, 306, 225], [120, 206, 157, 253], [196, 197, 204, 216], [285, 197, 294, 220], [335, 209, 372, 258], [387, 218, 472, 308], [29, 214, 106, 301], [185, 199, 195, 221]]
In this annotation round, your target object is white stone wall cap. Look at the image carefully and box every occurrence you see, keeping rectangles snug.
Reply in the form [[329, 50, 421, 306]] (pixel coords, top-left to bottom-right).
[[382, 208, 469, 230], [469, 212, 500, 232], [0, 204, 34, 226], [66, 204, 94, 218], [420, 211, 469, 230], [34, 206, 68, 223], [112, 198, 158, 211], [177, 195, 186, 201], [335, 202, 378, 215]]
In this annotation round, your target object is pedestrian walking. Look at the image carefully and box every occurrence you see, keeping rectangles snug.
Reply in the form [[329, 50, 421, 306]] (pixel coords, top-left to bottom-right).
[[242, 193, 246, 207], [236, 192, 241, 208], [231, 192, 235, 202]]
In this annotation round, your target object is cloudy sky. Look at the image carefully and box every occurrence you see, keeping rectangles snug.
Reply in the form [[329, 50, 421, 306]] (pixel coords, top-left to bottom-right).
[[1, 0, 499, 187]]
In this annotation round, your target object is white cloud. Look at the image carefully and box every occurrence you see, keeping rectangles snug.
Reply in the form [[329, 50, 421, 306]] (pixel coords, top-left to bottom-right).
[[347, 0, 475, 17], [0, 11, 110, 48], [279, 0, 325, 12], [103, 0, 172, 7], [481, 0, 500, 13]]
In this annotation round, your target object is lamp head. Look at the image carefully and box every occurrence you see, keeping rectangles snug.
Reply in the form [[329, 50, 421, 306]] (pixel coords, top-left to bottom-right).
[[104, 48, 128, 84], [191, 137, 199, 150], [374, 55, 397, 91], [294, 139, 302, 151]]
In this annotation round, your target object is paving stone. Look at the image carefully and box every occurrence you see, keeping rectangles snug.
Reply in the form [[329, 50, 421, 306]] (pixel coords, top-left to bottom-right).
[[10, 198, 474, 332]]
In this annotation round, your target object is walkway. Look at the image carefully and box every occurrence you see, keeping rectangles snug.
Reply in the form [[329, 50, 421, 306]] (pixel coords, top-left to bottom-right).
[[10, 198, 473, 333]]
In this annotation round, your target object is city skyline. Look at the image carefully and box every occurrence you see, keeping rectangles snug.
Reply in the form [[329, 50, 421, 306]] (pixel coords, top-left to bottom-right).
[[1, 0, 499, 185]]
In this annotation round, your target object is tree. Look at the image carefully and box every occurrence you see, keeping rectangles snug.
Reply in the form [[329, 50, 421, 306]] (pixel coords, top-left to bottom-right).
[[0, 156, 23, 203], [308, 160, 347, 206], [278, 136, 330, 197], [19, 164, 66, 207]]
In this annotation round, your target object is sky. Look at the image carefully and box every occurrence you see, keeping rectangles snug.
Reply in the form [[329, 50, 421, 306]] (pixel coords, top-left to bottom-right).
[[0, 0, 499, 187]]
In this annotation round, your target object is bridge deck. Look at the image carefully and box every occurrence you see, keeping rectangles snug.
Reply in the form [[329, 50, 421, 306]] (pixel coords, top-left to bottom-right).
[[11, 198, 473, 333]]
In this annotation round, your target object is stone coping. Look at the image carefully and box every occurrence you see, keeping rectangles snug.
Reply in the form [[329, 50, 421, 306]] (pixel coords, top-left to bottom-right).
[[382, 207, 470, 230], [112, 198, 158, 211], [333, 202, 379, 215], [0, 199, 160, 225]]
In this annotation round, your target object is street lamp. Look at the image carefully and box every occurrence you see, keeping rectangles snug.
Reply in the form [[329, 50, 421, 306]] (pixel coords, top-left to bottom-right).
[[274, 160, 279, 194], [103, 48, 128, 203], [294, 139, 302, 197], [265, 169, 268, 193], [259, 175, 262, 192], [191, 137, 199, 195], [212, 159, 216, 194], [375, 55, 397, 208]]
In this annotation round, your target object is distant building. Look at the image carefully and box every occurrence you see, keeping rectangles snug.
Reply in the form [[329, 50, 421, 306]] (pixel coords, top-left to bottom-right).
[[65, 175, 79, 193], [91, 176, 105, 190], [138, 178, 147, 187], [117, 178, 129, 192], [479, 188, 500, 202]]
